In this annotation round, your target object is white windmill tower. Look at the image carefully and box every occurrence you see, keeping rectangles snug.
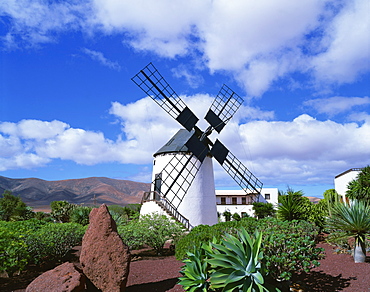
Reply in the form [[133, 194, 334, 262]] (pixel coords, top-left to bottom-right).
[[132, 63, 263, 229]]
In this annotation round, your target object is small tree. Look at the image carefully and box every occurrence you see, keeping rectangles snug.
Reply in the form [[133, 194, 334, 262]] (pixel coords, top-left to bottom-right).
[[50, 201, 76, 223], [0, 191, 33, 221], [346, 166, 370, 203], [326, 200, 370, 263], [252, 202, 275, 219], [232, 212, 241, 221], [223, 210, 232, 221]]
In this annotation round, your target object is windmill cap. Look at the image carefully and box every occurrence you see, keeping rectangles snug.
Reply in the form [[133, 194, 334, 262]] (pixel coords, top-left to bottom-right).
[[154, 129, 193, 157]]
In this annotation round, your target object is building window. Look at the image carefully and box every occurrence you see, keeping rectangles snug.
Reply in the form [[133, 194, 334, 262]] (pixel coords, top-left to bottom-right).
[[242, 197, 246, 204], [265, 194, 270, 200], [221, 197, 226, 205], [232, 197, 237, 205]]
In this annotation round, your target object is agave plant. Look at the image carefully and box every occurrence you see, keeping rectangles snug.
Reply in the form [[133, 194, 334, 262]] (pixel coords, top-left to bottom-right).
[[178, 245, 211, 292], [208, 229, 275, 292], [326, 200, 370, 263], [178, 228, 280, 292]]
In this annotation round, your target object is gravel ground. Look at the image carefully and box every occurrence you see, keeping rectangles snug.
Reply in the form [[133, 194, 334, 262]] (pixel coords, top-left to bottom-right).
[[1, 242, 369, 291]]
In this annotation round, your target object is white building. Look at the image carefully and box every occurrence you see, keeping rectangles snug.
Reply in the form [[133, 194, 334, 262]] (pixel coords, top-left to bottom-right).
[[216, 188, 279, 220], [334, 168, 362, 202]]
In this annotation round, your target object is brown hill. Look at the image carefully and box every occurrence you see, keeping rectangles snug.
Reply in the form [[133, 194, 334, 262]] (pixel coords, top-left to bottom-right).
[[0, 176, 150, 211], [306, 196, 321, 204]]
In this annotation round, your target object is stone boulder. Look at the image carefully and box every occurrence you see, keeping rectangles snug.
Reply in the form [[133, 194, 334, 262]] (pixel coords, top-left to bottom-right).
[[80, 204, 131, 292], [26, 262, 85, 292]]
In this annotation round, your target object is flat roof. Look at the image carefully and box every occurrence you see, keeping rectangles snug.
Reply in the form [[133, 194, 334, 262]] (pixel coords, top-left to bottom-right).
[[334, 168, 362, 179]]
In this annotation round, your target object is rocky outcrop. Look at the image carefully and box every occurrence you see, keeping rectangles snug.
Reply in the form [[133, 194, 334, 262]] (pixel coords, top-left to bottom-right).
[[25, 204, 131, 292], [80, 204, 131, 292], [26, 262, 85, 292]]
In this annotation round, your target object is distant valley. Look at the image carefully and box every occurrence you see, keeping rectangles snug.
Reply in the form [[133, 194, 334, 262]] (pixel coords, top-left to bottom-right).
[[0, 176, 150, 211]]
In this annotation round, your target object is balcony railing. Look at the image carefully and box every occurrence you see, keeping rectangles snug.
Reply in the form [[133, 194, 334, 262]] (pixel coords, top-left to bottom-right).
[[142, 191, 192, 230]]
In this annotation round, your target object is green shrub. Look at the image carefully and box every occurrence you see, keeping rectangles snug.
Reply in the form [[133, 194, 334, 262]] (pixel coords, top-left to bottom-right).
[[257, 218, 324, 282], [175, 218, 258, 260], [118, 220, 147, 250], [70, 206, 92, 225], [222, 211, 232, 221], [124, 204, 141, 220], [232, 212, 241, 221], [326, 231, 352, 253], [0, 228, 29, 276], [0, 220, 86, 273], [108, 205, 126, 216], [108, 204, 140, 221], [175, 218, 323, 283], [0, 191, 34, 221], [178, 229, 280, 292], [110, 210, 128, 226], [50, 201, 77, 223], [252, 202, 276, 219], [0, 219, 46, 275], [26, 222, 86, 264], [118, 213, 185, 254]]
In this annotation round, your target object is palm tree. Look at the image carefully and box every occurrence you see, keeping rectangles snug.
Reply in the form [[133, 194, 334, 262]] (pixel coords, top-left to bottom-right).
[[326, 200, 370, 263], [277, 187, 307, 221], [346, 165, 370, 203]]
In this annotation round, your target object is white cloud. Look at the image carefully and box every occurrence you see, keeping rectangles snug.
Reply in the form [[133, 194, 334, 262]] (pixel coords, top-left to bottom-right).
[[0, 120, 69, 139], [82, 48, 121, 71], [1, 97, 369, 187], [0, 0, 89, 47], [1, 0, 369, 95], [311, 0, 370, 85], [304, 96, 370, 116], [91, 0, 206, 58]]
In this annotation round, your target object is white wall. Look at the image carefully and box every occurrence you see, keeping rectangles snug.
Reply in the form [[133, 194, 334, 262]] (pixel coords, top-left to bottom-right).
[[143, 153, 218, 228], [215, 188, 278, 219], [334, 169, 361, 200]]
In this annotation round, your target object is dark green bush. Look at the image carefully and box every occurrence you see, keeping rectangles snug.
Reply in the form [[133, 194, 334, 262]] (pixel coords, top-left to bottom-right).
[[70, 206, 92, 225], [0, 191, 34, 221], [0, 220, 46, 275], [108, 205, 126, 216], [258, 218, 324, 281], [0, 220, 86, 274], [232, 212, 241, 221], [252, 202, 276, 219], [118, 213, 185, 253], [175, 217, 258, 260], [175, 217, 323, 282], [26, 223, 86, 264]]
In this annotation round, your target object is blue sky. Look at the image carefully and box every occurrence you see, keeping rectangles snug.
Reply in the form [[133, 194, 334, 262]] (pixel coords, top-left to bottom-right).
[[0, 0, 369, 198]]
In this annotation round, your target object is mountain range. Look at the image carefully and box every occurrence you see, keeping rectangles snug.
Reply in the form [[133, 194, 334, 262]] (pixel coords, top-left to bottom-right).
[[0, 176, 150, 211]]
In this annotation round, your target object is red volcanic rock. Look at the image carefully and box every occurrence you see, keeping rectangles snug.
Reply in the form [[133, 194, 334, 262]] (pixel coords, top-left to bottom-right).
[[80, 204, 131, 292], [26, 262, 85, 292]]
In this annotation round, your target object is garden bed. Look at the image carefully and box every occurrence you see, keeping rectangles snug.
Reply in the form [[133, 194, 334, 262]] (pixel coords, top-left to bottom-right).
[[0, 242, 369, 291]]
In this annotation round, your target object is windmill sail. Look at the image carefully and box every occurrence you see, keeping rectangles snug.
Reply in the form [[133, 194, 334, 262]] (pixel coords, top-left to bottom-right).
[[205, 84, 244, 133], [211, 139, 263, 196], [131, 63, 198, 131]]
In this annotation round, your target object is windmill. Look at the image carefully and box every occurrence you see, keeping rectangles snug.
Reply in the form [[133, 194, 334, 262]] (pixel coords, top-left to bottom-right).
[[132, 63, 263, 229]]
